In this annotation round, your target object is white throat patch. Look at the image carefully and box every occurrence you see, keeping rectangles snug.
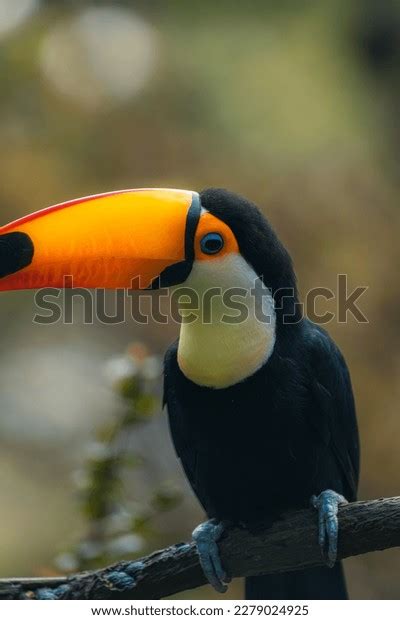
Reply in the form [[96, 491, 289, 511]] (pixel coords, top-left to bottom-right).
[[176, 254, 276, 389]]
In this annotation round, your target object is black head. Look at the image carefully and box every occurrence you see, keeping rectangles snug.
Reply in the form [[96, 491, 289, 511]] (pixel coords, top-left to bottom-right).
[[200, 188, 301, 323]]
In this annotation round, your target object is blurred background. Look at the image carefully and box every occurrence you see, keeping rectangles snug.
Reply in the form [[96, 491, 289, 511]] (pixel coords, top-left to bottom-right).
[[0, 0, 399, 600]]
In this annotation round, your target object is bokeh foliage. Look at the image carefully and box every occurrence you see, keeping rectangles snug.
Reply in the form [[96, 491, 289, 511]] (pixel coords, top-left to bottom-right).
[[55, 344, 182, 573]]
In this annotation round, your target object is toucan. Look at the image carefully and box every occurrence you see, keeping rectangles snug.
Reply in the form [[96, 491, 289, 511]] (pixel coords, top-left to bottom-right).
[[0, 188, 359, 599]]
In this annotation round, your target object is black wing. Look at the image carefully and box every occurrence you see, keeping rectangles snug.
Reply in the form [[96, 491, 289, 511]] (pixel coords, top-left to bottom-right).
[[304, 320, 360, 502]]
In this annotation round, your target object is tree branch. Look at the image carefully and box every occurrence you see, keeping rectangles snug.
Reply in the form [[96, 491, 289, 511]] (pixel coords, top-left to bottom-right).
[[1, 497, 400, 600]]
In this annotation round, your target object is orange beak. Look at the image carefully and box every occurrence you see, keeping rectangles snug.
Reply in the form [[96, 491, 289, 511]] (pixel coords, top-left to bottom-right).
[[0, 188, 201, 291]]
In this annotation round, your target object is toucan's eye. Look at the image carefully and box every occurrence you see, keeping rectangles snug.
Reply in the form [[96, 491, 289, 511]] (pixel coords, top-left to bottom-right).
[[200, 232, 224, 255]]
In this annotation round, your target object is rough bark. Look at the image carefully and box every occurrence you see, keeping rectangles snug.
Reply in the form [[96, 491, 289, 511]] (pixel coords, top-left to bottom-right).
[[1, 497, 399, 600]]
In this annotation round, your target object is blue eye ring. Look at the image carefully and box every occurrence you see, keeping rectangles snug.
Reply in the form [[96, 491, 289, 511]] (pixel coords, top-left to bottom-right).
[[200, 232, 224, 255]]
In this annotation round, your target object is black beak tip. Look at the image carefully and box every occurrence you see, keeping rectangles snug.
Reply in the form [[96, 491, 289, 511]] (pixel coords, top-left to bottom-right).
[[0, 232, 34, 279]]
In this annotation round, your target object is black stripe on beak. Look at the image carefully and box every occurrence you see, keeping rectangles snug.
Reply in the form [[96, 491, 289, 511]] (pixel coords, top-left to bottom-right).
[[150, 193, 201, 289]]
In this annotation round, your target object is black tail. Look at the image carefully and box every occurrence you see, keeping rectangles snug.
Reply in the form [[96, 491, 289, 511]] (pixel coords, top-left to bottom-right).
[[245, 563, 348, 600]]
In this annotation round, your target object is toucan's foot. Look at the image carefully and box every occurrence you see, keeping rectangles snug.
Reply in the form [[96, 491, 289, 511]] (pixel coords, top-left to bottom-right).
[[311, 489, 348, 568], [192, 519, 231, 593]]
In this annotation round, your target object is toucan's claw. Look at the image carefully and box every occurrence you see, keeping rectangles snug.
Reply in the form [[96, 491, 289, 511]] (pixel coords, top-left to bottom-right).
[[311, 489, 347, 568], [192, 519, 231, 593]]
